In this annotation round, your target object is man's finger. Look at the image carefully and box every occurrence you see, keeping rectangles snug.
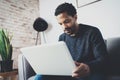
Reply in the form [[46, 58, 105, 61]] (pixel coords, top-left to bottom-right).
[[75, 61, 81, 66]]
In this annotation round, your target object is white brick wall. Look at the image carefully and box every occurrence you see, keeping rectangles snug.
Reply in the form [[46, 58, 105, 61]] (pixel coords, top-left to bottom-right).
[[0, 0, 39, 68]]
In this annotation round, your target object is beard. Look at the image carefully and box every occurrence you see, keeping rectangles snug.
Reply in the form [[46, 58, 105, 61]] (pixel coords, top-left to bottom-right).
[[64, 26, 76, 36]]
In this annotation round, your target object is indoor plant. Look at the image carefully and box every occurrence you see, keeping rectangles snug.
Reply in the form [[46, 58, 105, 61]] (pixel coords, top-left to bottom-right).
[[0, 28, 13, 72]]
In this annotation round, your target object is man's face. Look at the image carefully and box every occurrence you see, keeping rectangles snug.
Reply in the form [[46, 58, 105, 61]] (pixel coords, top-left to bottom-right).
[[56, 12, 77, 36]]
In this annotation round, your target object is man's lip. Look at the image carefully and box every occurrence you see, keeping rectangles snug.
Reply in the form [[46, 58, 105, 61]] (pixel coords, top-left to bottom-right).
[[64, 29, 71, 32], [64, 30, 70, 33]]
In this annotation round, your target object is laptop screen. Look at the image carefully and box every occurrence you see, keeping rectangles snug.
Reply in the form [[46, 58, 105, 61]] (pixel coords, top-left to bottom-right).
[[20, 41, 75, 76]]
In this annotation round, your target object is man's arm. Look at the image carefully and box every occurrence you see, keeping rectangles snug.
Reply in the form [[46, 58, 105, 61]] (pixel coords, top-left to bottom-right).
[[72, 27, 108, 78], [87, 27, 108, 73]]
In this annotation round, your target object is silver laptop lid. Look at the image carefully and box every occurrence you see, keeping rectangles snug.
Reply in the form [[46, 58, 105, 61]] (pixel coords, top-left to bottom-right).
[[20, 41, 75, 76]]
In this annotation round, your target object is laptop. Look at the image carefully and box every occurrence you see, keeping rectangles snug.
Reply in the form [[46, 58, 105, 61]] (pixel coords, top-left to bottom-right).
[[20, 41, 75, 76]]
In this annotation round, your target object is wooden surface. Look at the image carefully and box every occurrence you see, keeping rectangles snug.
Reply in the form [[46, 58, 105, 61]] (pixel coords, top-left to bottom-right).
[[0, 69, 18, 80]]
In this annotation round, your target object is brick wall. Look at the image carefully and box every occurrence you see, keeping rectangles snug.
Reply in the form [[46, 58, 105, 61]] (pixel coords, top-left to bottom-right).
[[0, 0, 39, 68]]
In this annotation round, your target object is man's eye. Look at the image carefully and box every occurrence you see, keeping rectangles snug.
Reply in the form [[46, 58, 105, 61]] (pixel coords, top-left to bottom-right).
[[64, 20, 70, 23], [59, 23, 62, 25]]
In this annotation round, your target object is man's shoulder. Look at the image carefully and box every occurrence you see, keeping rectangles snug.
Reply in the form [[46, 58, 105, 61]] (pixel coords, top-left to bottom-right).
[[59, 33, 66, 41], [60, 33, 66, 37], [79, 23, 99, 32], [80, 24, 98, 29]]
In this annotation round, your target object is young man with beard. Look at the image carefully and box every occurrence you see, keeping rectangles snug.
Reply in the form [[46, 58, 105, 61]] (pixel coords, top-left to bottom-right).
[[34, 2, 107, 80], [55, 2, 107, 80]]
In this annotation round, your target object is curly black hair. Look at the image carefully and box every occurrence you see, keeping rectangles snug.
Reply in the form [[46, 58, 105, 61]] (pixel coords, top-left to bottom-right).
[[54, 3, 77, 17]]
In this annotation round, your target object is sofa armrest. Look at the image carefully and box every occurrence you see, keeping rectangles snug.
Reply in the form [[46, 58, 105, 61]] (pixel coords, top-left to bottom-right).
[[18, 54, 36, 80]]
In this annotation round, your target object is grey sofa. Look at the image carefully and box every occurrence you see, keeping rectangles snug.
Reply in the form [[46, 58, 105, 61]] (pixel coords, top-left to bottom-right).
[[18, 37, 120, 80]]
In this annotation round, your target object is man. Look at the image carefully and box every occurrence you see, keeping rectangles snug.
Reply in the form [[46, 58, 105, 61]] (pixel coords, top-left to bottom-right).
[[34, 2, 107, 80], [54, 2, 107, 80]]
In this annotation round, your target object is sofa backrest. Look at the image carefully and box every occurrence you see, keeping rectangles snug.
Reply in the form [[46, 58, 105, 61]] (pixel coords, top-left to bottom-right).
[[106, 37, 120, 75]]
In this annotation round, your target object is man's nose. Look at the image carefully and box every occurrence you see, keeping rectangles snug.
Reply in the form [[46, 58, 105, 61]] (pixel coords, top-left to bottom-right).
[[62, 23, 68, 28]]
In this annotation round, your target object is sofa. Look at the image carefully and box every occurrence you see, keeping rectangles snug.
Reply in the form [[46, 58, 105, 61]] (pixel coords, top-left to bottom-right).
[[18, 37, 120, 80]]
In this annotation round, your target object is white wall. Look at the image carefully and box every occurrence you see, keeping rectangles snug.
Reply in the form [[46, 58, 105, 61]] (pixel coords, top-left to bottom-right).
[[77, 0, 120, 39], [39, 0, 120, 43]]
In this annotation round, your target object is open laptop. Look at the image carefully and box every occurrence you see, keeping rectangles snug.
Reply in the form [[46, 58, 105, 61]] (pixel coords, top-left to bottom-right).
[[20, 41, 75, 76]]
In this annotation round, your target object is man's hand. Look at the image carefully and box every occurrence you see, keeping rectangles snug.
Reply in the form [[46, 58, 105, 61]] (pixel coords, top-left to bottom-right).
[[72, 62, 90, 78]]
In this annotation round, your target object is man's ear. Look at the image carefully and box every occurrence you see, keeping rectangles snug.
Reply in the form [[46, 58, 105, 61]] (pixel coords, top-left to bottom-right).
[[74, 14, 77, 20]]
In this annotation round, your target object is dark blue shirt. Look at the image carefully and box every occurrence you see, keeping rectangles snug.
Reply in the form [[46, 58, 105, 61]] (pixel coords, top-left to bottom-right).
[[59, 24, 108, 73]]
